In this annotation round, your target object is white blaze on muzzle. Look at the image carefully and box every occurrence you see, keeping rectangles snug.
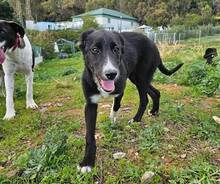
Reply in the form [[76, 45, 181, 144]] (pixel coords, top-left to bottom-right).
[[100, 56, 119, 92], [102, 56, 118, 75]]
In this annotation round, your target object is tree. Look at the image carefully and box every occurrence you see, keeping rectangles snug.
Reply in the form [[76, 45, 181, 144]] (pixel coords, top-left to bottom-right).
[[200, 3, 212, 25], [25, 0, 33, 20], [81, 16, 99, 31], [0, 0, 14, 20]]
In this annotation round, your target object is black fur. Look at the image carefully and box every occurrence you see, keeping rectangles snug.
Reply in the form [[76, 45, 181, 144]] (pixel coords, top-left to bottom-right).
[[0, 20, 25, 51], [79, 29, 183, 168], [203, 48, 217, 65]]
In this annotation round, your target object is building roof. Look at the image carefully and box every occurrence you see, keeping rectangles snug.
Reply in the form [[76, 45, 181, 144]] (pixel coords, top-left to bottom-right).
[[72, 8, 137, 21]]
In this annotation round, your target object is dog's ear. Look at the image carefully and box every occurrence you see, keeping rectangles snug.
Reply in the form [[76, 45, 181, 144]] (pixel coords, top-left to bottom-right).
[[79, 28, 95, 51], [7, 21, 25, 38], [7, 21, 26, 48]]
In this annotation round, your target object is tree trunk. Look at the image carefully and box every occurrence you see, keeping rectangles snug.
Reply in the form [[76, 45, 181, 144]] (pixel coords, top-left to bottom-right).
[[25, 0, 33, 20]]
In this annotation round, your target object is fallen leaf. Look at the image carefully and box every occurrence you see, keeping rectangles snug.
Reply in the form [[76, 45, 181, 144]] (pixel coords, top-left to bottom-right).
[[100, 104, 111, 108], [213, 116, 220, 124], [141, 171, 155, 183], [180, 154, 187, 159], [113, 152, 126, 159], [161, 156, 173, 164]]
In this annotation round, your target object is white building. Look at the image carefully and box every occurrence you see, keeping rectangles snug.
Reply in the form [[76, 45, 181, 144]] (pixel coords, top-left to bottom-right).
[[72, 8, 139, 32]]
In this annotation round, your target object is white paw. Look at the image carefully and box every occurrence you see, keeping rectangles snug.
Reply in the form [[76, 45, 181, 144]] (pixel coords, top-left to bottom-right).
[[109, 108, 118, 123], [26, 101, 38, 109], [3, 110, 15, 120], [128, 118, 134, 124], [148, 110, 158, 117], [148, 110, 153, 116], [77, 165, 92, 173]]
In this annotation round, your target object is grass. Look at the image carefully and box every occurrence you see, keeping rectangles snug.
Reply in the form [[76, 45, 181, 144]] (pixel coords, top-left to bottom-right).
[[0, 36, 220, 183]]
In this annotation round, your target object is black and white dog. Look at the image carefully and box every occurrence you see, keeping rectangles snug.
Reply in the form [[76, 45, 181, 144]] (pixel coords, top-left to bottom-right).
[[0, 20, 37, 120], [78, 29, 183, 172]]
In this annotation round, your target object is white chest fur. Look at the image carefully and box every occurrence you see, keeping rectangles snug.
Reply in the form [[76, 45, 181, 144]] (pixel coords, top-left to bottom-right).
[[90, 92, 119, 104]]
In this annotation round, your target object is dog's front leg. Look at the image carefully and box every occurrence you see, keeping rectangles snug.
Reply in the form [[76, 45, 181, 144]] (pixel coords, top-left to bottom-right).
[[110, 93, 123, 123], [3, 74, 15, 120], [78, 102, 98, 173], [25, 72, 38, 109]]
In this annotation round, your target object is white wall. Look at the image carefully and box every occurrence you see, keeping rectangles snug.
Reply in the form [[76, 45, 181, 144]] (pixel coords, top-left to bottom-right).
[[72, 15, 139, 31], [96, 16, 139, 31]]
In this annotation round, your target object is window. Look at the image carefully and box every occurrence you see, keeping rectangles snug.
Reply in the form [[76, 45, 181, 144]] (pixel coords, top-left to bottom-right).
[[108, 18, 111, 23], [131, 21, 133, 26]]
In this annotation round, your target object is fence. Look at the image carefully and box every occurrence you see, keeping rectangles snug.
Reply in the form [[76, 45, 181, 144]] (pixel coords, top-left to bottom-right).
[[145, 27, 220, 45], [146, 31, 201, 44]]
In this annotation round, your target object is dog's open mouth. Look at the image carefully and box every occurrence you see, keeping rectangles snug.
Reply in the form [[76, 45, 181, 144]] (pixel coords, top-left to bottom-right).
[[0, 46, 6, 64], [97, 77, 115, 92]]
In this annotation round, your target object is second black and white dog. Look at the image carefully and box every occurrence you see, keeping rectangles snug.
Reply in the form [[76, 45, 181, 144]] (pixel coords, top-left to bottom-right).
[[0, 20, 37, 120], [78, 29, 183, 172]]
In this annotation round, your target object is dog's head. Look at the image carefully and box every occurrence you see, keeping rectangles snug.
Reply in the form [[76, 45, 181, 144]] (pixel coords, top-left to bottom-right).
[[0, 20, 25, 63], [79, 29, 124, 93]]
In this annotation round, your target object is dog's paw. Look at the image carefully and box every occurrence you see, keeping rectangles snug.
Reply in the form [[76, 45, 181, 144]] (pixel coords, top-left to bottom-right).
[[128, 118, 134, 124], [3, 111, 15, 120], [109, 108, 118, 123], [148, 110, 158, 117], [26, 101, 38, 109], [77, 165, 92, 173]]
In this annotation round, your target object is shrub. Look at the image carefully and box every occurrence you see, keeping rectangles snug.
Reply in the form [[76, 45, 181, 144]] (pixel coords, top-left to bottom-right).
[[182, 61, 220, 96], [27, 30, 80, 59], [80, 15, 99, 32]]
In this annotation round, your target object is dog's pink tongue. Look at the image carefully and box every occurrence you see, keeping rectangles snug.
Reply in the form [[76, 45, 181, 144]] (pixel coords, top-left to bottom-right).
[[100, 80, 115, 92], [0, 49, 5, 64]]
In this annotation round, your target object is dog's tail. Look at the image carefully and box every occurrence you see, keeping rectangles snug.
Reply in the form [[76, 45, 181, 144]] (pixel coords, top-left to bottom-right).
[[158, 62, 183, 76]]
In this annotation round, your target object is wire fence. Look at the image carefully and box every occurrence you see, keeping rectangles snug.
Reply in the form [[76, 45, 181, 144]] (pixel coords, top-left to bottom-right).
[[145, 28, 220, 45]]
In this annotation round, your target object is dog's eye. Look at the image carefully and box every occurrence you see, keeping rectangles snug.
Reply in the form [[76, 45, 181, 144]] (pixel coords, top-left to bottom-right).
[[91, 47, 100, 54], [112, 46, 119, 55]]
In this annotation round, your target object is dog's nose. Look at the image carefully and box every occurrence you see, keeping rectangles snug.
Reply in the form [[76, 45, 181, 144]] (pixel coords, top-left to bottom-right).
[[105, 71, 117, 80]]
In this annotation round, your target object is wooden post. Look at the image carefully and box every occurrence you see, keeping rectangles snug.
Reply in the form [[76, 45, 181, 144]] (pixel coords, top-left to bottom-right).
[[174, 32, 176, 45]]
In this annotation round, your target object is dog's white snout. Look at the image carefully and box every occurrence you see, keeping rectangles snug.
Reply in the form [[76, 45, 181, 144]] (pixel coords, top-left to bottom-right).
[[103, 56, 119, 80]]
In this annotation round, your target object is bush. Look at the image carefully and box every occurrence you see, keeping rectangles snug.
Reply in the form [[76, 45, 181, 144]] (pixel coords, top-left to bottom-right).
[[182, 61, 220, 96], [80, 15, 99, 32], [27, 30, 80, 59]]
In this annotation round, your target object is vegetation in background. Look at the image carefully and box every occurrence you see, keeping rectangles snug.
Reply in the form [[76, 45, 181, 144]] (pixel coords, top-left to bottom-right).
[[0, 0, 14, 20], [26, 15, 99, 59], [2, 0, 220, 28]]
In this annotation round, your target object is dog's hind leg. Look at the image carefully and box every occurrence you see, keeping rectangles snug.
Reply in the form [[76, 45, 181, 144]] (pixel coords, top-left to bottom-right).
[[110, 93, 123, 123], [129, 81, 149, 123], [25, 72, 38, 109], [147, 84, 160, 116]]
